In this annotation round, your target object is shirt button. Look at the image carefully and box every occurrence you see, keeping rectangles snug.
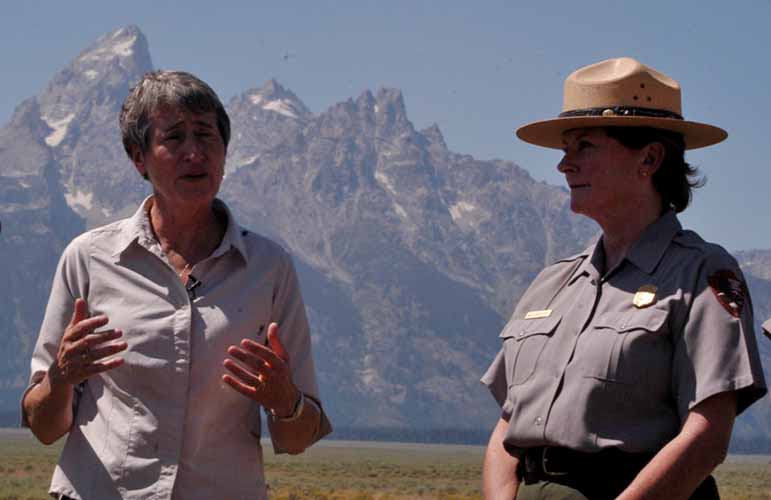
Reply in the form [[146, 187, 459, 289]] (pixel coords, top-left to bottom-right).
[[535, 416, 543, 426], [518, 331, 525, 338]]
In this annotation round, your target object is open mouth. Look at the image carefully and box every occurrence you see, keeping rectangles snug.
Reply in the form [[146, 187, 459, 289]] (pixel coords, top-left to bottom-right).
[[181, 173, 208, 181]]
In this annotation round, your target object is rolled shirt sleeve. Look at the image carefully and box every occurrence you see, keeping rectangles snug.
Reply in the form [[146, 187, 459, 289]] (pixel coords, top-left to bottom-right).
[[266, 250, 332, 452], [21, 234, 91, 426]]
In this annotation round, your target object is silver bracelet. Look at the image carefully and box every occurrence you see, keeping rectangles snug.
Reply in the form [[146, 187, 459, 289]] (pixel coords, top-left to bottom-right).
[[270, 391, 304, 422]]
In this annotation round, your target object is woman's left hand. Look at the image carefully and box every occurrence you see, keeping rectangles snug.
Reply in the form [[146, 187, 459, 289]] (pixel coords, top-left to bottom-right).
[[222, 323, 299, 417]]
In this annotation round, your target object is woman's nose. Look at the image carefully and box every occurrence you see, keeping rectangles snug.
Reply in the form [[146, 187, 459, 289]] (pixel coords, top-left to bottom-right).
[[181, 136, 205, 161], [557, 155, 574, 173]]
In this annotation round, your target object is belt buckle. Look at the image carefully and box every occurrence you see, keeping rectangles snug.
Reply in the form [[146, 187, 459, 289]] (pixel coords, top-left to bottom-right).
[[541, 447, 569, 476]]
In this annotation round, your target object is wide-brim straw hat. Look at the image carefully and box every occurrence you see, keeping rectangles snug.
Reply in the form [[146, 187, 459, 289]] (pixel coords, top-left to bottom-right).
[[516, 57, 727, 150]]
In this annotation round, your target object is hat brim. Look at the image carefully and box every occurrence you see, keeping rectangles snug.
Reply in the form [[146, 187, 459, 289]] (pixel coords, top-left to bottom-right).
[[516, 116, 727, 150]]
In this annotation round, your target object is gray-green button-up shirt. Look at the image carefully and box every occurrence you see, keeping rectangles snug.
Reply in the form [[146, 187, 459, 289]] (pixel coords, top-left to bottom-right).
[[482, 212, 767, 455], [24, 197, 331, 499]]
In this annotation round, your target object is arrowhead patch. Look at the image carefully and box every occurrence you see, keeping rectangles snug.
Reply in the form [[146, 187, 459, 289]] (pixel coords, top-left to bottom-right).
[[708, 270, 747, 318]]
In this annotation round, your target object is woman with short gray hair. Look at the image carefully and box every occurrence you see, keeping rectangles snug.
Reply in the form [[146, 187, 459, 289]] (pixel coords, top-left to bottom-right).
[[23, 70, 331, 499]]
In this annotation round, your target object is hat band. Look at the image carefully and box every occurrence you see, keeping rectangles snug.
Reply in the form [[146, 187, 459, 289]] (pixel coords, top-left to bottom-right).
[[559, 106, 683, 120]]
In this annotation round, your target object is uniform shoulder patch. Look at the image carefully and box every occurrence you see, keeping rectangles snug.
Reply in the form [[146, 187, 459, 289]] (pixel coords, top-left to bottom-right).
[[707, 270, 747, 318]]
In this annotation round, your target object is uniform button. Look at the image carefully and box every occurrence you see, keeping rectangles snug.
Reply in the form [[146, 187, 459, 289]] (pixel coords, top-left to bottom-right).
[[535, 416, 543, 426], [518, 331, 525, 338]]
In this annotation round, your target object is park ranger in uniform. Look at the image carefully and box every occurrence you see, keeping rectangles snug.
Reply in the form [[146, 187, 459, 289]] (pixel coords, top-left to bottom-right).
[[481, 57, 768, 500]]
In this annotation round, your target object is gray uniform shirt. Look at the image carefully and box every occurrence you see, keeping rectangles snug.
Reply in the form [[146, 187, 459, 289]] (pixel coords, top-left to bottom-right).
[[482, 212, 767, 455], [23, 197, 331, 500]]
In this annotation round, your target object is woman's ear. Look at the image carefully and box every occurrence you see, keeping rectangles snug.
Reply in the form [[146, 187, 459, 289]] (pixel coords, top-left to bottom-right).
[[130, 146, 148, 179], [640, 142, 665, 177]]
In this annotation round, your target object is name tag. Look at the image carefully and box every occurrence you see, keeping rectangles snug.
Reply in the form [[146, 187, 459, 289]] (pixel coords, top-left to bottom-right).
[[524, 309, 552, 320]]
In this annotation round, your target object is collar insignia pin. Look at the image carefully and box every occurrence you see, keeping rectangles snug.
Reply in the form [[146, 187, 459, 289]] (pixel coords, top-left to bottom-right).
[[633, 284, 657, 308]]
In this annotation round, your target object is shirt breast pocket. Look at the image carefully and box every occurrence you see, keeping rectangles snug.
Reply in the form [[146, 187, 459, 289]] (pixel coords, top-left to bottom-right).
[[584, 307, 669, 383], [500, 314, 561, 386]]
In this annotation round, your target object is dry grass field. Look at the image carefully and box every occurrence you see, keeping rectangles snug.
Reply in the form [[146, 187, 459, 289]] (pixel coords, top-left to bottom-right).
[[0, 430, 768, 499]]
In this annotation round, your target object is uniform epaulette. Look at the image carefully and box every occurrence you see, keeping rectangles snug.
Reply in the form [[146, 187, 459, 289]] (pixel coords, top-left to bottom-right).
[[672, 229, 708, 250]]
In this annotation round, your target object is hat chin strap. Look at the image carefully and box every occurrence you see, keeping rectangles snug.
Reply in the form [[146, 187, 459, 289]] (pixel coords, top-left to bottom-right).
[[559, 106, 683, 120]]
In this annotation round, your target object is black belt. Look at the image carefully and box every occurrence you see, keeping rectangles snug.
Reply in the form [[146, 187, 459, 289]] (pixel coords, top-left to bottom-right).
[[519, 447, 653, 499], [519, 447, 653, 485], [518, 447, 719, 500]]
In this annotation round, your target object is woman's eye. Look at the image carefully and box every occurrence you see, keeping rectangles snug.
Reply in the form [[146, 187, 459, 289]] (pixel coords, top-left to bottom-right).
[[163, 134, 182, 143]]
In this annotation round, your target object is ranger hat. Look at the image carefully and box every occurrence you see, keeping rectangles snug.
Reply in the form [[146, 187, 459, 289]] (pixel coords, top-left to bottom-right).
[[516, 57, 727, 150]]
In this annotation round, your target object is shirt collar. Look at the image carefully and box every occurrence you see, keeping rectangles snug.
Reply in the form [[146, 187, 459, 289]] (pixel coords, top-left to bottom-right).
[[210, 199, 249, 264], [110, 196, 153, 256], [111, 196, 250, 264], [624, 211, 682, 275], [568, 211, 681, 283], [567, 242, 596, 285]]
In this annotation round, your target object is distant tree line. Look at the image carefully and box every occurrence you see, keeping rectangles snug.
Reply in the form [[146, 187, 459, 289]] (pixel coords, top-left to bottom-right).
[[2, 411, 769, 454], [327, 426, 491, 446], [728, 436, 771, 455], [327, 427, 771, 454], [0, 411, 17, 427]]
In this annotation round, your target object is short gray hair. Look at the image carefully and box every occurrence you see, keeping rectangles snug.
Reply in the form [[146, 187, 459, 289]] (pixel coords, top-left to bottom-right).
[[119, 70, 231, 158]]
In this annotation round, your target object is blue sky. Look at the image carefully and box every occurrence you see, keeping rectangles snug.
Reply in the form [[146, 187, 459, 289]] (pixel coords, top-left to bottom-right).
[[2, 1, 770, 250]]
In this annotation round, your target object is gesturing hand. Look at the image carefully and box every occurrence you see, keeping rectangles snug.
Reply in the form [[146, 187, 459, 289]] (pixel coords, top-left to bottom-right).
[[48, 298, 127, 388], [222, 322, 299, 417]]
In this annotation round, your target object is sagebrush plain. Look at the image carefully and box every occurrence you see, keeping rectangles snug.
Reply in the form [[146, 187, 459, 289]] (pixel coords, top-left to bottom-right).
[[1, 430, 768, 499]]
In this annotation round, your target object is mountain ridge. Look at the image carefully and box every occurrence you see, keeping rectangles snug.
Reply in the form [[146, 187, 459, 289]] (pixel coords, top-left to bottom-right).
[[0, 26, 768, 440]]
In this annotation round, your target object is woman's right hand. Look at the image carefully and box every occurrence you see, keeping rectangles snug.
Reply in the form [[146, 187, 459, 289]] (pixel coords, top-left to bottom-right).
[[48, 298, 127, 389], [24, 298, 128, 444]]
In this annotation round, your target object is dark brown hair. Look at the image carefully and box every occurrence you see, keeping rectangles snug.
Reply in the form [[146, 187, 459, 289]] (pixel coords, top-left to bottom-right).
[[604, 127, 704, 213]]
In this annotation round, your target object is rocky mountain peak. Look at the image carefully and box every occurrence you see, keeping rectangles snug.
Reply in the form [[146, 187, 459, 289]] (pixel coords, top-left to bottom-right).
[[36, 26, 152, 150], [242, 79, 310, 120], [368, 88, 414, 141], [420, 123, 447, 151], [374, 88, 407, 119], [355, 89, 376, 109], [2, 27, 769, 443], [69, 25, 151, 85]]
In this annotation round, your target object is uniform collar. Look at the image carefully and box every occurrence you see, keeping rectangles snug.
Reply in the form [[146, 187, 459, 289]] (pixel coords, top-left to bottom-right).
[[567, 244, 596, 285], [624, 211, 682, 275], [569, 211, 681, 283], [112, 196, 249, 264]]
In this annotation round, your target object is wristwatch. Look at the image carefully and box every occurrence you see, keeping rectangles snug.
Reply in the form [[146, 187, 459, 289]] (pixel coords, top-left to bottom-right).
[[270, 391, 304, 422]]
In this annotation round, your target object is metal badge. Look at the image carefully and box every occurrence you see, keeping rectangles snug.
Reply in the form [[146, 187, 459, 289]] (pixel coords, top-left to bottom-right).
[[633, 284, 657, 308], [524, 309, 552, 319]]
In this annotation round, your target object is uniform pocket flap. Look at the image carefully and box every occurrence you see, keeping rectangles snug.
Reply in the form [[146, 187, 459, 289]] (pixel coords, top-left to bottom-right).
[[499, 314, 562, 340], [594, 307, 668, 333]]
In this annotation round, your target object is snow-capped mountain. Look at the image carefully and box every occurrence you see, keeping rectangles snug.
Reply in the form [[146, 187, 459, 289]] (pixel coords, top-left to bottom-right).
[[1, 26, 768, 441]]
